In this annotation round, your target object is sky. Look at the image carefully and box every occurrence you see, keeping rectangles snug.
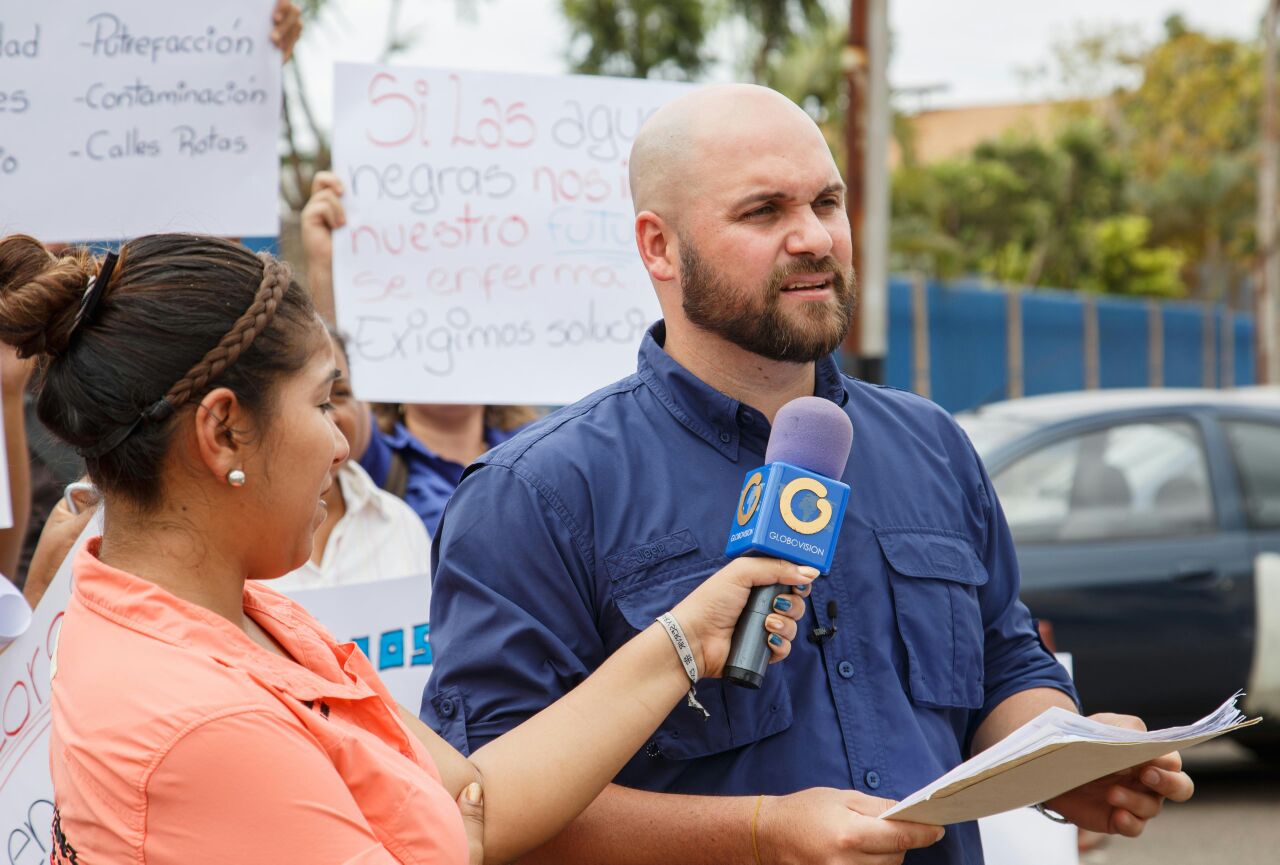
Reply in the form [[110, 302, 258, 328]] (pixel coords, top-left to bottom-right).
[[291, 0, 1265, 129]]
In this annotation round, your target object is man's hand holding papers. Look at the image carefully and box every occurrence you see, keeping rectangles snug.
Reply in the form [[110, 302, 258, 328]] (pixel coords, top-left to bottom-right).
[[1042, 713, 1195, 837], [884, 692, 1257, 828]]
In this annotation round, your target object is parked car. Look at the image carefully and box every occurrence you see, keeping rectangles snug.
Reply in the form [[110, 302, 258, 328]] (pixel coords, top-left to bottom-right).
[[955, 388, 1280, 758]]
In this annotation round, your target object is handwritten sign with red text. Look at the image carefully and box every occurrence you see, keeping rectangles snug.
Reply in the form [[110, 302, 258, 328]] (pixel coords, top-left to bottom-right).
[[0, 0, 281, 241], [0, 552, 71, 864], [331, 64, 692, 404]]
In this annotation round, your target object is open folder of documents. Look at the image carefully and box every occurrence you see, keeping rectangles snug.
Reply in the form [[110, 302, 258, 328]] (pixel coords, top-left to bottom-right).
[[883, 693, 1260, 825]]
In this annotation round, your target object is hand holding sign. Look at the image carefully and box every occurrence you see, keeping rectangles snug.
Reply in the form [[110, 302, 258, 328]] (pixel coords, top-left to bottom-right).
[[270, 0, 302, 62]]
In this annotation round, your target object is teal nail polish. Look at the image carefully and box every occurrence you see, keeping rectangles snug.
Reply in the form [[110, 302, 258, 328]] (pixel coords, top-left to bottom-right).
[[774, 597, 793, 612], [768, 634, 784, 647]]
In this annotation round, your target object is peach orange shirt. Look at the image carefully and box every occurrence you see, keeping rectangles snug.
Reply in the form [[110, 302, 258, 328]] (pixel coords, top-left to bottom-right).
[[49, 539, 468, 864]]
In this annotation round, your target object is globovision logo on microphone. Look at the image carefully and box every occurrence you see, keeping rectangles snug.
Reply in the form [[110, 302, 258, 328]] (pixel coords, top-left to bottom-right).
[[737, 472, 764, 525], [724, 462, 850, 573], [779, 477, 833, 535]]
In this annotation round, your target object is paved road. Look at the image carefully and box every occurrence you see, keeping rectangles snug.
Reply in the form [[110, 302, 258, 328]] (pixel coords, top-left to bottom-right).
[[1081, 741, 1279, 865]]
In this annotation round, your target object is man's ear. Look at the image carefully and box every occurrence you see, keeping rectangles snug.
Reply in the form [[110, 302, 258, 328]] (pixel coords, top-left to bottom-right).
[[192, 387, 250, 480], [635, 211, 679, 284]]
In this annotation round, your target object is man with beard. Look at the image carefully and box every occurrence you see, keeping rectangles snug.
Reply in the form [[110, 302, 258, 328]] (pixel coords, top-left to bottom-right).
[[423, 85, 1193, 864]]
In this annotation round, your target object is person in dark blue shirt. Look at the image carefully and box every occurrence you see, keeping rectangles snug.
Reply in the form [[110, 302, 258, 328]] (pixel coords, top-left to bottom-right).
[[423, 84, 1194, 865], [359, 403, 533, 537]]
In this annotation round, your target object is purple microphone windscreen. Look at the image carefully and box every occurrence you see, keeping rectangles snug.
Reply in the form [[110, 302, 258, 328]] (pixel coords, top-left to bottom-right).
[[764, 396, 854, 479]]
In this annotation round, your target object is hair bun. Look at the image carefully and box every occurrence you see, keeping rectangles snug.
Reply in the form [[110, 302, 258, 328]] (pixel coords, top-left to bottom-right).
[[0, 235, 97, 359]]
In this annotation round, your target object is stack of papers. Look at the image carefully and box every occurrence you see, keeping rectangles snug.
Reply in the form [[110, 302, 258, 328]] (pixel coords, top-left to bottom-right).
[[883, 693, 1260, 825]]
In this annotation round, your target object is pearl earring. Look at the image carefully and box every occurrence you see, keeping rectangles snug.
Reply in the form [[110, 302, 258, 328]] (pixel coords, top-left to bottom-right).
[[226, 468, 247, 488]]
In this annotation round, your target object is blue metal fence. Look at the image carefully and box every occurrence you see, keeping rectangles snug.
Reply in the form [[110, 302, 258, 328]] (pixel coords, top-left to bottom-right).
[[1020, 289, 1086, 397], [1096, 297, 1150, 389], [885, 277, 1257, 414], [929, 282, 1008, 410]]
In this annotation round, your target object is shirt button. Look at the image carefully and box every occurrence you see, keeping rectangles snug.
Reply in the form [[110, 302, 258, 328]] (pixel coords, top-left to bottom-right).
[[719, 431, 732, 444], [865, 770, 881, 789], [837, 660, 855, 678], [438, 699, 456, 718]]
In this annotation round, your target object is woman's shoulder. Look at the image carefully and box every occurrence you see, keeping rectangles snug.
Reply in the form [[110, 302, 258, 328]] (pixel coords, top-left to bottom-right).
[[52, 597, 300, 764]]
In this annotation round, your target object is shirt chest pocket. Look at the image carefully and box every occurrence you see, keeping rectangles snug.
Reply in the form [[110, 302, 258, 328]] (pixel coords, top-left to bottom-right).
[[876, 528, 989, 710], [606, 533, 794, 761]]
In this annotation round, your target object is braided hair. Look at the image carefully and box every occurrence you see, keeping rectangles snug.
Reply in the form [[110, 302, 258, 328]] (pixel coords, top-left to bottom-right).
[[0, 234, 318, 508]]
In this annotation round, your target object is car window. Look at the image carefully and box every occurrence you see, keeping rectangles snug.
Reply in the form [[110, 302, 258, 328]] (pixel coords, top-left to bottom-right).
[[1223, 420, 1280, 529], [992, 419, 1214, 543], [954, 413, 1037, 458]]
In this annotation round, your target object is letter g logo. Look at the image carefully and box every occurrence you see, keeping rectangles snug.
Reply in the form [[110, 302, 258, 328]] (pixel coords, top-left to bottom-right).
[[779, 477, 832, 535], [737, 472, 764, 526]]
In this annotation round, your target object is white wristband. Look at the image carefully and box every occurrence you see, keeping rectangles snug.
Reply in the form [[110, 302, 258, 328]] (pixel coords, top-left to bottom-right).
[[657, 612, 710, 721]]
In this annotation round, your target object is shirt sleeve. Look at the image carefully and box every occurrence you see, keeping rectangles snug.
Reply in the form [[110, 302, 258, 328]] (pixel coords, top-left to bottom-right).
[[971, 446, 1080, 741], [144, 709, 400, 864], [360, 417, 392, 488], [423, 463, 603, 754]]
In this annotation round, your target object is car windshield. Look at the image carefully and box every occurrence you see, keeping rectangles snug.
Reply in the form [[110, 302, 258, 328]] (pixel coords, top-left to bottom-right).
[[954, 412, 1037, 458]]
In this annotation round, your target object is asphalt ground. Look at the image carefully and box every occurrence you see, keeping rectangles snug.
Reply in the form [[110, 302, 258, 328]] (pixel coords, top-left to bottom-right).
[[1080, 740, 1280, 865]]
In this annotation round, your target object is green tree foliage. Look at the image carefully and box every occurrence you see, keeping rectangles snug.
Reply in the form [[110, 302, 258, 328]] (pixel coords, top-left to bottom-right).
[[1114, 16, 1259, 300], [1080, 215, 1186, 297], [1119, 15, 1258, 179], [759, 12, 846, 166], [891, 15, 1256, 299], [559, 0, 832, 84], [560, 0, 713, 79], [890, 121, 1181, 291], [729, 0, 829, 82]]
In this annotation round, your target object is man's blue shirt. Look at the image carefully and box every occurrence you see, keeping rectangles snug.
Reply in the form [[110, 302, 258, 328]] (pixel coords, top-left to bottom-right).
[[424, 324, 1076, 865], [361, 420, 515, 537]]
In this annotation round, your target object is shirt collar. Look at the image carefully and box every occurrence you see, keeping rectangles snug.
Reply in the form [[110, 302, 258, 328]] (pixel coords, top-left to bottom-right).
[[72, 538, 377, 703], [382, 420, 508, 466], [336, 460, 379, 515], [636, 321, 849, 463]]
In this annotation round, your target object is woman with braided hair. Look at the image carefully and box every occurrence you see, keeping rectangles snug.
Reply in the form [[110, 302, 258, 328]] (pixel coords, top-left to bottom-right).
[[0, 232, 814, 863]]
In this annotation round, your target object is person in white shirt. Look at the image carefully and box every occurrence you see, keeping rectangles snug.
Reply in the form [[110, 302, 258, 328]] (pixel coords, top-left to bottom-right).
[[274, 327, 431, 592]]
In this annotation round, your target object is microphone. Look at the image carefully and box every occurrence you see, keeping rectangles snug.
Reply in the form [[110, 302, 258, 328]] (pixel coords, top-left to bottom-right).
[[723, 397, 853, 688], [808, 600, 838, 645]]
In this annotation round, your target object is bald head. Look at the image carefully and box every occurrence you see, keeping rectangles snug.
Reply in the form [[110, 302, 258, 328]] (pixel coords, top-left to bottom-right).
[[629, 84, 834, 220]]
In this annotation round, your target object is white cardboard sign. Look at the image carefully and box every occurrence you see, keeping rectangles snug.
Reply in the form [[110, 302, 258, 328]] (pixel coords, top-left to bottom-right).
[[0, 536, 73, 864], [281, 573, 433, 712], [331, 63, 692, 404], [0, 0, 281, 241]]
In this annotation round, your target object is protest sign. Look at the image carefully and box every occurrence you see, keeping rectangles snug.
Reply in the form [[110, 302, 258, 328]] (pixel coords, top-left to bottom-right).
[[0, 0, 281, 241], [0, 541, 73, 864], [281, 574, 432, 711], [331, 63, 692, 404]]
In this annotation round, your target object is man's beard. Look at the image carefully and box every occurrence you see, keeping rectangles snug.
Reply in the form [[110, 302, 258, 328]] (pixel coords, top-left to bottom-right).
[[679, 241, 857, 363]]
